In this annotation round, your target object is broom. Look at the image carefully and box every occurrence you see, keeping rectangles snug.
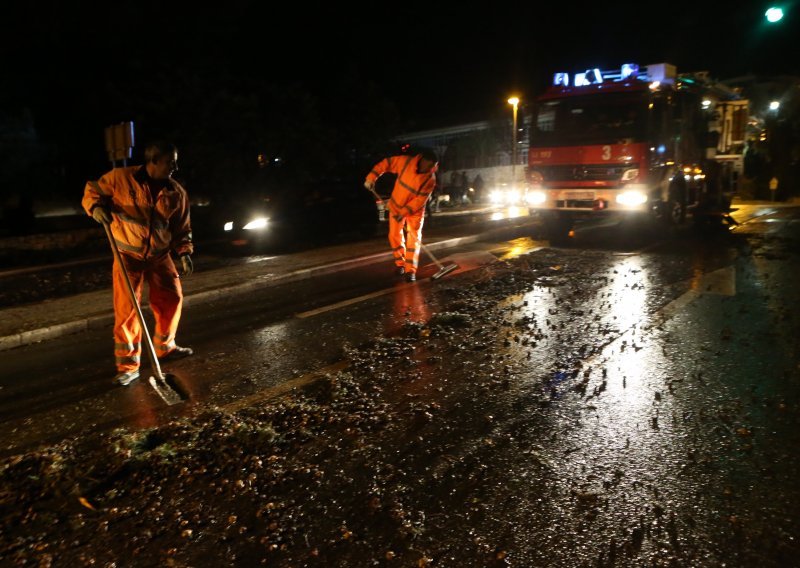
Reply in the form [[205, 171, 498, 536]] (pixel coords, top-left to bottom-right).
[[422, 243, 458, 280]]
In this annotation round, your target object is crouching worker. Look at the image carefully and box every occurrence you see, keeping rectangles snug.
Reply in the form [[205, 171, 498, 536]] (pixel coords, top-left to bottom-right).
[[364, 148, 438, 282], [82, 141, 194, 386]]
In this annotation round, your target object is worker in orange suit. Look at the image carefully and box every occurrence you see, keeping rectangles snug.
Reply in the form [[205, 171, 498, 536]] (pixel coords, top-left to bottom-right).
[[364, 148, 438, 282], [82, 141, 194, 386]]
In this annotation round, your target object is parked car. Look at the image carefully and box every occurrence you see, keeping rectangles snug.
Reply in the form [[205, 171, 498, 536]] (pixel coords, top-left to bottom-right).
[[209, 177, 381, 252]]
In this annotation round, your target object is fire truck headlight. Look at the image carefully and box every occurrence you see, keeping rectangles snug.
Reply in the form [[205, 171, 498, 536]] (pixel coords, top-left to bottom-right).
[[616, 191, 648, 206], [621, 168, 640, 182], [525, 190, 547, 205]]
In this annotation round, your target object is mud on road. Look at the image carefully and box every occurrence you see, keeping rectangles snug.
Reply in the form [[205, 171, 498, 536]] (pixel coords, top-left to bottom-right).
[[2, 237, 799, 567]]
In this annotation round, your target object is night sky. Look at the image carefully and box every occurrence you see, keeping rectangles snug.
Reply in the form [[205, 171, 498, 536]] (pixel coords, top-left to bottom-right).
[[4, 2, 797, 124], [1, 1, 797, 187]]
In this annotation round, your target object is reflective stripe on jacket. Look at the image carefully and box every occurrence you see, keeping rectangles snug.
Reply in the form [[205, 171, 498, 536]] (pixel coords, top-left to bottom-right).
[[82, 166, 193, 260], [366, 154, 437, 220]]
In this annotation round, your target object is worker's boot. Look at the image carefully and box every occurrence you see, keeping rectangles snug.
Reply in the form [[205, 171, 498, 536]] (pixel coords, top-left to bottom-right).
[[115, 369, 140, 386], [160, 345, 194, 362], [395, 266, 405, 276], [406, 272, 416, 282]]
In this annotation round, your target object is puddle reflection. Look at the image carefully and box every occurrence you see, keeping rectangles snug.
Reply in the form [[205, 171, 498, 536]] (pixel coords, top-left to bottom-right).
[[120, 381, 163, 429], [383, 282, 432, 332], [607, 255, 648, 330], [508, 253, 682, 488], [499, 237, 543, 261], [502, 253, 669, 432]]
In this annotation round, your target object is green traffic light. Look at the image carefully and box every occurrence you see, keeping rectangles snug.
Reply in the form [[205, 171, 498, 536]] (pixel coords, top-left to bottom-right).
[[765, 6, 784, 22]]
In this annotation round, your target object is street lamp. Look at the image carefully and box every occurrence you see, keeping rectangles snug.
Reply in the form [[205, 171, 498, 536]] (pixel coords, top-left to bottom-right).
[[765, 6, 784, 23], [508, 96, 519, 189]]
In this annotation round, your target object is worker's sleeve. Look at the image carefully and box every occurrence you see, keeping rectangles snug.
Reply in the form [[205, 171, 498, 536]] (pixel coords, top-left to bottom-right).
[[364, 156, 400, 185], [81, 170, 115, 217], [170, 191, 194, 256]]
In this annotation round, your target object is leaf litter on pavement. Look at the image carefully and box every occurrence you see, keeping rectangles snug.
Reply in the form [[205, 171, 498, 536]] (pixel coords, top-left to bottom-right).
[[2, 246, 799, 567]]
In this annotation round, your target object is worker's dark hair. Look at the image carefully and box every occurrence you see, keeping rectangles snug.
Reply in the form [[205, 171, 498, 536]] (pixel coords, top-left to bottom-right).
[[419, 147, 438, 163], [144, 141, 177, 164]]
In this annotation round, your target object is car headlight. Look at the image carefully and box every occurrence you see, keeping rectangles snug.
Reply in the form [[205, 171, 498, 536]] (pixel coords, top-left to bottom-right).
[[525, 190, 547, 205], [243, 217, 269, 230], [224, 221, 234, 232], [616, 191, 648, 206]]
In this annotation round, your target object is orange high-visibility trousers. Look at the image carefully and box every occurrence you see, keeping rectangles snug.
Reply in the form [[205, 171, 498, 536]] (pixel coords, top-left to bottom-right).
[[112, 253, 183, 372], [389, 212, 424, 274]]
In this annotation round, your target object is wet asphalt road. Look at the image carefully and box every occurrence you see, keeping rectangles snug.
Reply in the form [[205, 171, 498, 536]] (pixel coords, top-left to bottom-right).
[[1, 203, 799, 566], [0, 207, 488, 308]]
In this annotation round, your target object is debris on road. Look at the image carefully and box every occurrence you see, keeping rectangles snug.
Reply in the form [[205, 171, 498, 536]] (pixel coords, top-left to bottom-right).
[[3, 244, 799, 566]]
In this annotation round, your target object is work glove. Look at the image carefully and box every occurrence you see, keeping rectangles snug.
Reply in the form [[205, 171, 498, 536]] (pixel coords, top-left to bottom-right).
[[91, 206, 112, 225], [180, 254, 193, 277], [364, 180, 375, 192]]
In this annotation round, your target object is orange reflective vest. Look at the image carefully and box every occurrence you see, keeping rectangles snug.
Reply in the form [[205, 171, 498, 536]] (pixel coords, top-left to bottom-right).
[[366, 154, 437, 221], [82, 166, 193, 260]]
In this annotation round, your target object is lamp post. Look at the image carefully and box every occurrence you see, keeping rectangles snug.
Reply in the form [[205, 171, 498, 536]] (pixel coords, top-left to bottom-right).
[[508, 97, 519, 189]]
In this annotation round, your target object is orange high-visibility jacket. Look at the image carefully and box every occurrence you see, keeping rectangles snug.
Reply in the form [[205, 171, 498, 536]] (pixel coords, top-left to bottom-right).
[[366, 154, 437, 221], [82, 166, 193, 260]]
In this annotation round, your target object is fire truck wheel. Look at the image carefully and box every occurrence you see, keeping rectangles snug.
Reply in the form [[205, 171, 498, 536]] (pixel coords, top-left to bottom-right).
[[663, 187, 687, 226]]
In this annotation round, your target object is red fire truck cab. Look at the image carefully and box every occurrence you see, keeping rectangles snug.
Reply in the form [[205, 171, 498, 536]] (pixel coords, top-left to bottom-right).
[[525, 63, 747, 241]]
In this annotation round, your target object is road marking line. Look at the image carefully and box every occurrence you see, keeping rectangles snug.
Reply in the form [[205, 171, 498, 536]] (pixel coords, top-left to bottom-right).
[[730, 208, 779, 230], [699, 266, 736, 296], [296, 250, 500, 319], [222, 361, 350, 412], [658, 265, 736, 318], [295, 287, 400, 318], [658, 290, 701, 319]]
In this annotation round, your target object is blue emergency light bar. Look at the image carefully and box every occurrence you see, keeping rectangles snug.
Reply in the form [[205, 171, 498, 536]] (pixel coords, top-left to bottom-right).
[[552, 63, 675, 87]]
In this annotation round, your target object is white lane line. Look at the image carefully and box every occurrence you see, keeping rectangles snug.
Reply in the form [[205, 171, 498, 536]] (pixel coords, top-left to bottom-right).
[[699, 265, 737, 296], [658, 290, 701, 319], [295, 249, 498, 319], [659, 265, 736, 319], [295, 286, 400, 318], [223, 361, 350, 411], [730, 208, 779, 230]]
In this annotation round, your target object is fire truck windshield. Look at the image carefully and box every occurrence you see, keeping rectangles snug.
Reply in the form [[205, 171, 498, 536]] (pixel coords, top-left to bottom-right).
[[532, 92, 647, 147]]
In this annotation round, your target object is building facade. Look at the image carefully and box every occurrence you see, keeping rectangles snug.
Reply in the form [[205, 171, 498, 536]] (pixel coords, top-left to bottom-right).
[[393, 116, 532, 192]]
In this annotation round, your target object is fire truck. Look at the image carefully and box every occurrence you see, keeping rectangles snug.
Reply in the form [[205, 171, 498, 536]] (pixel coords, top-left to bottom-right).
[[524, 63, 749, 241]]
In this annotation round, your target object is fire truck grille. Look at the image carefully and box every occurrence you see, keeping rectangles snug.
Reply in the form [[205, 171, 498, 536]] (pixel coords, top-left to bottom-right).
[[556, 199, 596, 208], [539, 163, 635, 182]]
